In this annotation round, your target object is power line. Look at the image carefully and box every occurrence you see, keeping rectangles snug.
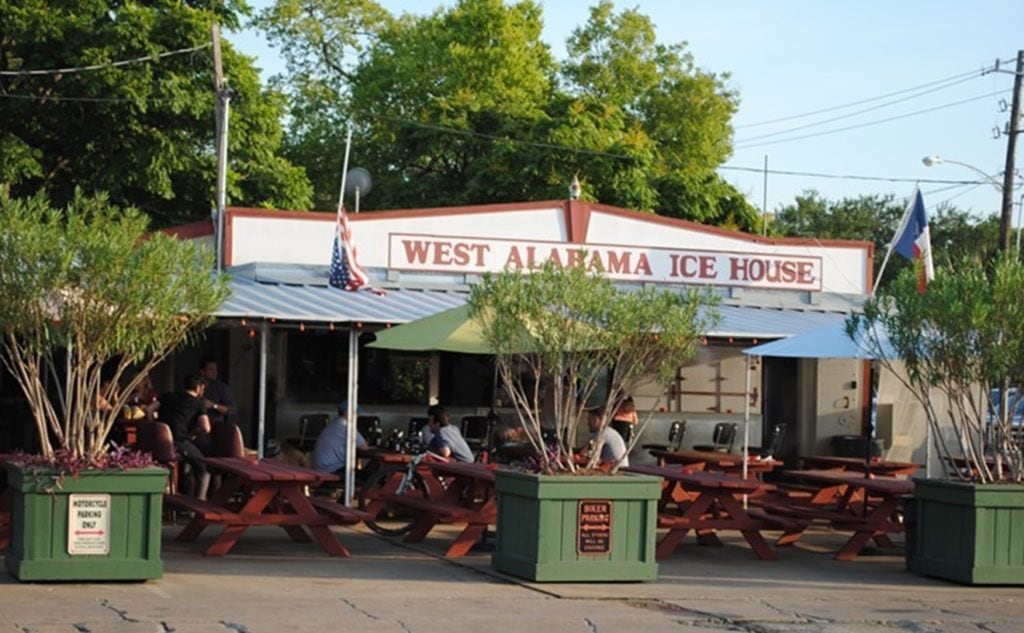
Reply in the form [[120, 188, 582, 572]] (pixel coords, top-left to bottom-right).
[[389, 117, 994, 186], [720, 165, 981, 185], [0, 43, 211, 76], [735, 90, 1009, 150], [736, 74, 981, 143], [0, 92, 178, 103], [737, 57, 1014, 129]]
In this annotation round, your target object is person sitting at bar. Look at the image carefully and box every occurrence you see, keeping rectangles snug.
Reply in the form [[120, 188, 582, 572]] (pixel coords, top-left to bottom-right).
[[610, 396, 638, 444], [425, 405, 474, 462], [311, 401, 366, 477], [157, 374, 212, 499], [587, 407, 629, 468]]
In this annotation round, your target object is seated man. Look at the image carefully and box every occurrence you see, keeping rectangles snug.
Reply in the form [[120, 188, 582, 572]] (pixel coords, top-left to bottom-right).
[[311, 401, 367, 477], [157, 374, 213, 499], [587, 407, 629, 468], [425, 405, 474, 463]]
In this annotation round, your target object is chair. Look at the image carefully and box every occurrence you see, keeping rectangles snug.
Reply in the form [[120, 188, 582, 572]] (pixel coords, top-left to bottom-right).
[[136, 422, 179, 495], [694, 422, 738, 453], [641, 420, 687, 453], [209, 420, 247, 458], [408, 417, 429, 438], [749, 423, 787, 458], [357, 416, 383, 448], [461, 416, 493, 454], [294, 413, 329, 452]]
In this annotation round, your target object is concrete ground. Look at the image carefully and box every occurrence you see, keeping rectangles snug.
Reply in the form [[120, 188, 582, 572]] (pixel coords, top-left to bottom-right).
[[1, 523, 1021, 633]]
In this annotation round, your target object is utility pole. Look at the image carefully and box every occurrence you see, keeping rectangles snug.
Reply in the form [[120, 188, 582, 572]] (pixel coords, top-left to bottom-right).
[[212, 24, 230, 272], [1000, 50, 1024, 251]]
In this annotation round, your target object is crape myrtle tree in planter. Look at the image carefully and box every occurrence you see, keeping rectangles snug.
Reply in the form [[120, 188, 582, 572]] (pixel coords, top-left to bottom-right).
[[852, 251, 1024, 584], [0, 190, 228, 581], [469, 261, 719, 581]]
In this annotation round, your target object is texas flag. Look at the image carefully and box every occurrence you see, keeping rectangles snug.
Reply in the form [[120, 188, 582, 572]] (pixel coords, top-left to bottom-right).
[[894, 188, 935, 293]]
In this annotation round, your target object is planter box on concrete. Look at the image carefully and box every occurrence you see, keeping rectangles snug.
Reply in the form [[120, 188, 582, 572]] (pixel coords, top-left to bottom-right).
[[4, 464, 166, 582], [492, 470, 660, 582], [908, 478, 1024, 585]]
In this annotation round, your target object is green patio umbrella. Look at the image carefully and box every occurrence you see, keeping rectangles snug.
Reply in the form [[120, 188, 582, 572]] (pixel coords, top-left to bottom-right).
[[368, 304, 494, 354]]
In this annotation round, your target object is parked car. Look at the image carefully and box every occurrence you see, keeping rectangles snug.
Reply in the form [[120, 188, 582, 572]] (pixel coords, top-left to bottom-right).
[[988, 388, 1024, 426]]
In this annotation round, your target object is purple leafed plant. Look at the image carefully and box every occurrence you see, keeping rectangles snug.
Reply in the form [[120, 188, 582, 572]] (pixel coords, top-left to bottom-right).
[[8, 446, 157, 492]]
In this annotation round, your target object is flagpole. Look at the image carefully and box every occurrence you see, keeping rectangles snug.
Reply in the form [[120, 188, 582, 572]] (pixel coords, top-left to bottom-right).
[[874, 184, 919, 294], [337, 127, 353, 220]]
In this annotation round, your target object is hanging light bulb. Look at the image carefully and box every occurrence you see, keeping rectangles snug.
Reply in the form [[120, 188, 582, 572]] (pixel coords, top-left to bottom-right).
[[328, 322, 335, 332], [299, 323, 306, 332], [247, 329, 256, 339], [240, 318, 247, 326]]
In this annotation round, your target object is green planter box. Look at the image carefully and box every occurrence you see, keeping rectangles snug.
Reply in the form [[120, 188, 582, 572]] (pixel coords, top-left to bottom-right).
[[4, 464, 166, 582], [491, 470, 660, 582], [908, 478, 1024, 585]]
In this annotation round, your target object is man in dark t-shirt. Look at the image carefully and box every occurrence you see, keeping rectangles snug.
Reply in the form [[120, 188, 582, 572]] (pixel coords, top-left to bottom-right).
[[157, 374, 211, 499]]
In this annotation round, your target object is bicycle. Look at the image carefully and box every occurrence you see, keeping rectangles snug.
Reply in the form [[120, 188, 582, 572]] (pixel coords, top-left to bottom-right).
[[357, 444, 448, 536]]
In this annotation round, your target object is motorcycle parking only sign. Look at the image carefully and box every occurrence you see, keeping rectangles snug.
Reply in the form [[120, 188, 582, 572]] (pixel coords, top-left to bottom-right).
[[67, 494, 111, 555]]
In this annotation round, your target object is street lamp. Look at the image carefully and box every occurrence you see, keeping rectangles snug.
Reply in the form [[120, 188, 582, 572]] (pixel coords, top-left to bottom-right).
[[922, 154, 1016, 251], [921, 155, 1003, 191]]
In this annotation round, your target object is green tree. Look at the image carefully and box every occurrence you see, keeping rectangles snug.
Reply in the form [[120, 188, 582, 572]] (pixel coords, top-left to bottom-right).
[[259, 0, 755, 228], [0, 189, 229, 459], [853, 252, 1024, 482], [0, 0, 312, 227], [469, 261, 719, 473], [775, 190, 1003, 288]]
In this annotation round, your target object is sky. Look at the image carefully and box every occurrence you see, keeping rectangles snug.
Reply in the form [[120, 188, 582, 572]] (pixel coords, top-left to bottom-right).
[[231, 0, 1024, 221]]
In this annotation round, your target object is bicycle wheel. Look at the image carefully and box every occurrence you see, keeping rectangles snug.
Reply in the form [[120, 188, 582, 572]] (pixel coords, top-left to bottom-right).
[[358, 468, 431, 536]]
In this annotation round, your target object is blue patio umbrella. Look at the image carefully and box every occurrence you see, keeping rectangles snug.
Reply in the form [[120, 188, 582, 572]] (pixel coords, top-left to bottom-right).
[[742, 320, 894, 360], [743, 319, 898, 476]]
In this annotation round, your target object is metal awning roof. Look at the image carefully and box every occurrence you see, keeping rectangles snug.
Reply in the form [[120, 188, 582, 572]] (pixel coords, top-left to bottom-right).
[[214, 263, 848, 337], [214, 264, 468, 325]]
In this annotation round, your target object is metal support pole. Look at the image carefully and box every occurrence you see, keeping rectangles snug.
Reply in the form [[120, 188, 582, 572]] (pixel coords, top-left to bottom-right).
[[344, 327, 360, 507], [257, 321, 268, 458]]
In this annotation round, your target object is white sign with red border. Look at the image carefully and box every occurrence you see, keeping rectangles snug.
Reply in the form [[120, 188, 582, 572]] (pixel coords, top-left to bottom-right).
[[388, 233, 823, 291], [67, 493, 111, 555]]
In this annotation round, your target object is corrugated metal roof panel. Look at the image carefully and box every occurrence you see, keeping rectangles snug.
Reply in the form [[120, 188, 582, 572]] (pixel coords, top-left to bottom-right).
[[216, 273, 468, 324], [215, 264, 848, 335]]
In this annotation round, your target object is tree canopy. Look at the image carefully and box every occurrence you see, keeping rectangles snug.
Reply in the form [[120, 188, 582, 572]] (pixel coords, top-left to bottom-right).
[[773, 190, 1002, 289], [0, 0, 312, 227], [258, 0, 758, 229], [0, 189, 228, 458]]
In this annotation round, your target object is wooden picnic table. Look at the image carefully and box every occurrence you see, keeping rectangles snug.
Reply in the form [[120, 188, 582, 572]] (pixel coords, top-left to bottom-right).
[[773, 469, 914, 561], [624, 464, 780, 561], [648, 449, 781, 476], [799, 455, 919, 477], [167, 457, 367, 557], [393, 461, 498, 558]]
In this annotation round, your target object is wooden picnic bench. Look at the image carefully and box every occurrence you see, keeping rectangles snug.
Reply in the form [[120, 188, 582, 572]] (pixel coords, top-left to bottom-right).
[[390, 461, 498, 558], [770, 469, 914, 561], [648, 449, 781, 476], [800, 455, 919, 477], [168, 457, 362, 557], [625, 464, 782, 560]]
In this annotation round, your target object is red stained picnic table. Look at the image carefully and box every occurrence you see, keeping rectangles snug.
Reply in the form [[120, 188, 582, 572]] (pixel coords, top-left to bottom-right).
[[774, 469, 914, 561], [648, 449, 781, 476], [167, 457, 366, 557], [799, 455, 919, 477], [394, 461, 498, 558], [625, 464, 779, 561]]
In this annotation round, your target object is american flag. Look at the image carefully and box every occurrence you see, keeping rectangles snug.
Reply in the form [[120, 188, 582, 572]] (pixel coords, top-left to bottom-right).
[[328, 204, 369, 291]]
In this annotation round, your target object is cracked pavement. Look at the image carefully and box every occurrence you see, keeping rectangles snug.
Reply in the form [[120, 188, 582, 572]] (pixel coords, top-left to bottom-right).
[[0, 524, 1020, 632]]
